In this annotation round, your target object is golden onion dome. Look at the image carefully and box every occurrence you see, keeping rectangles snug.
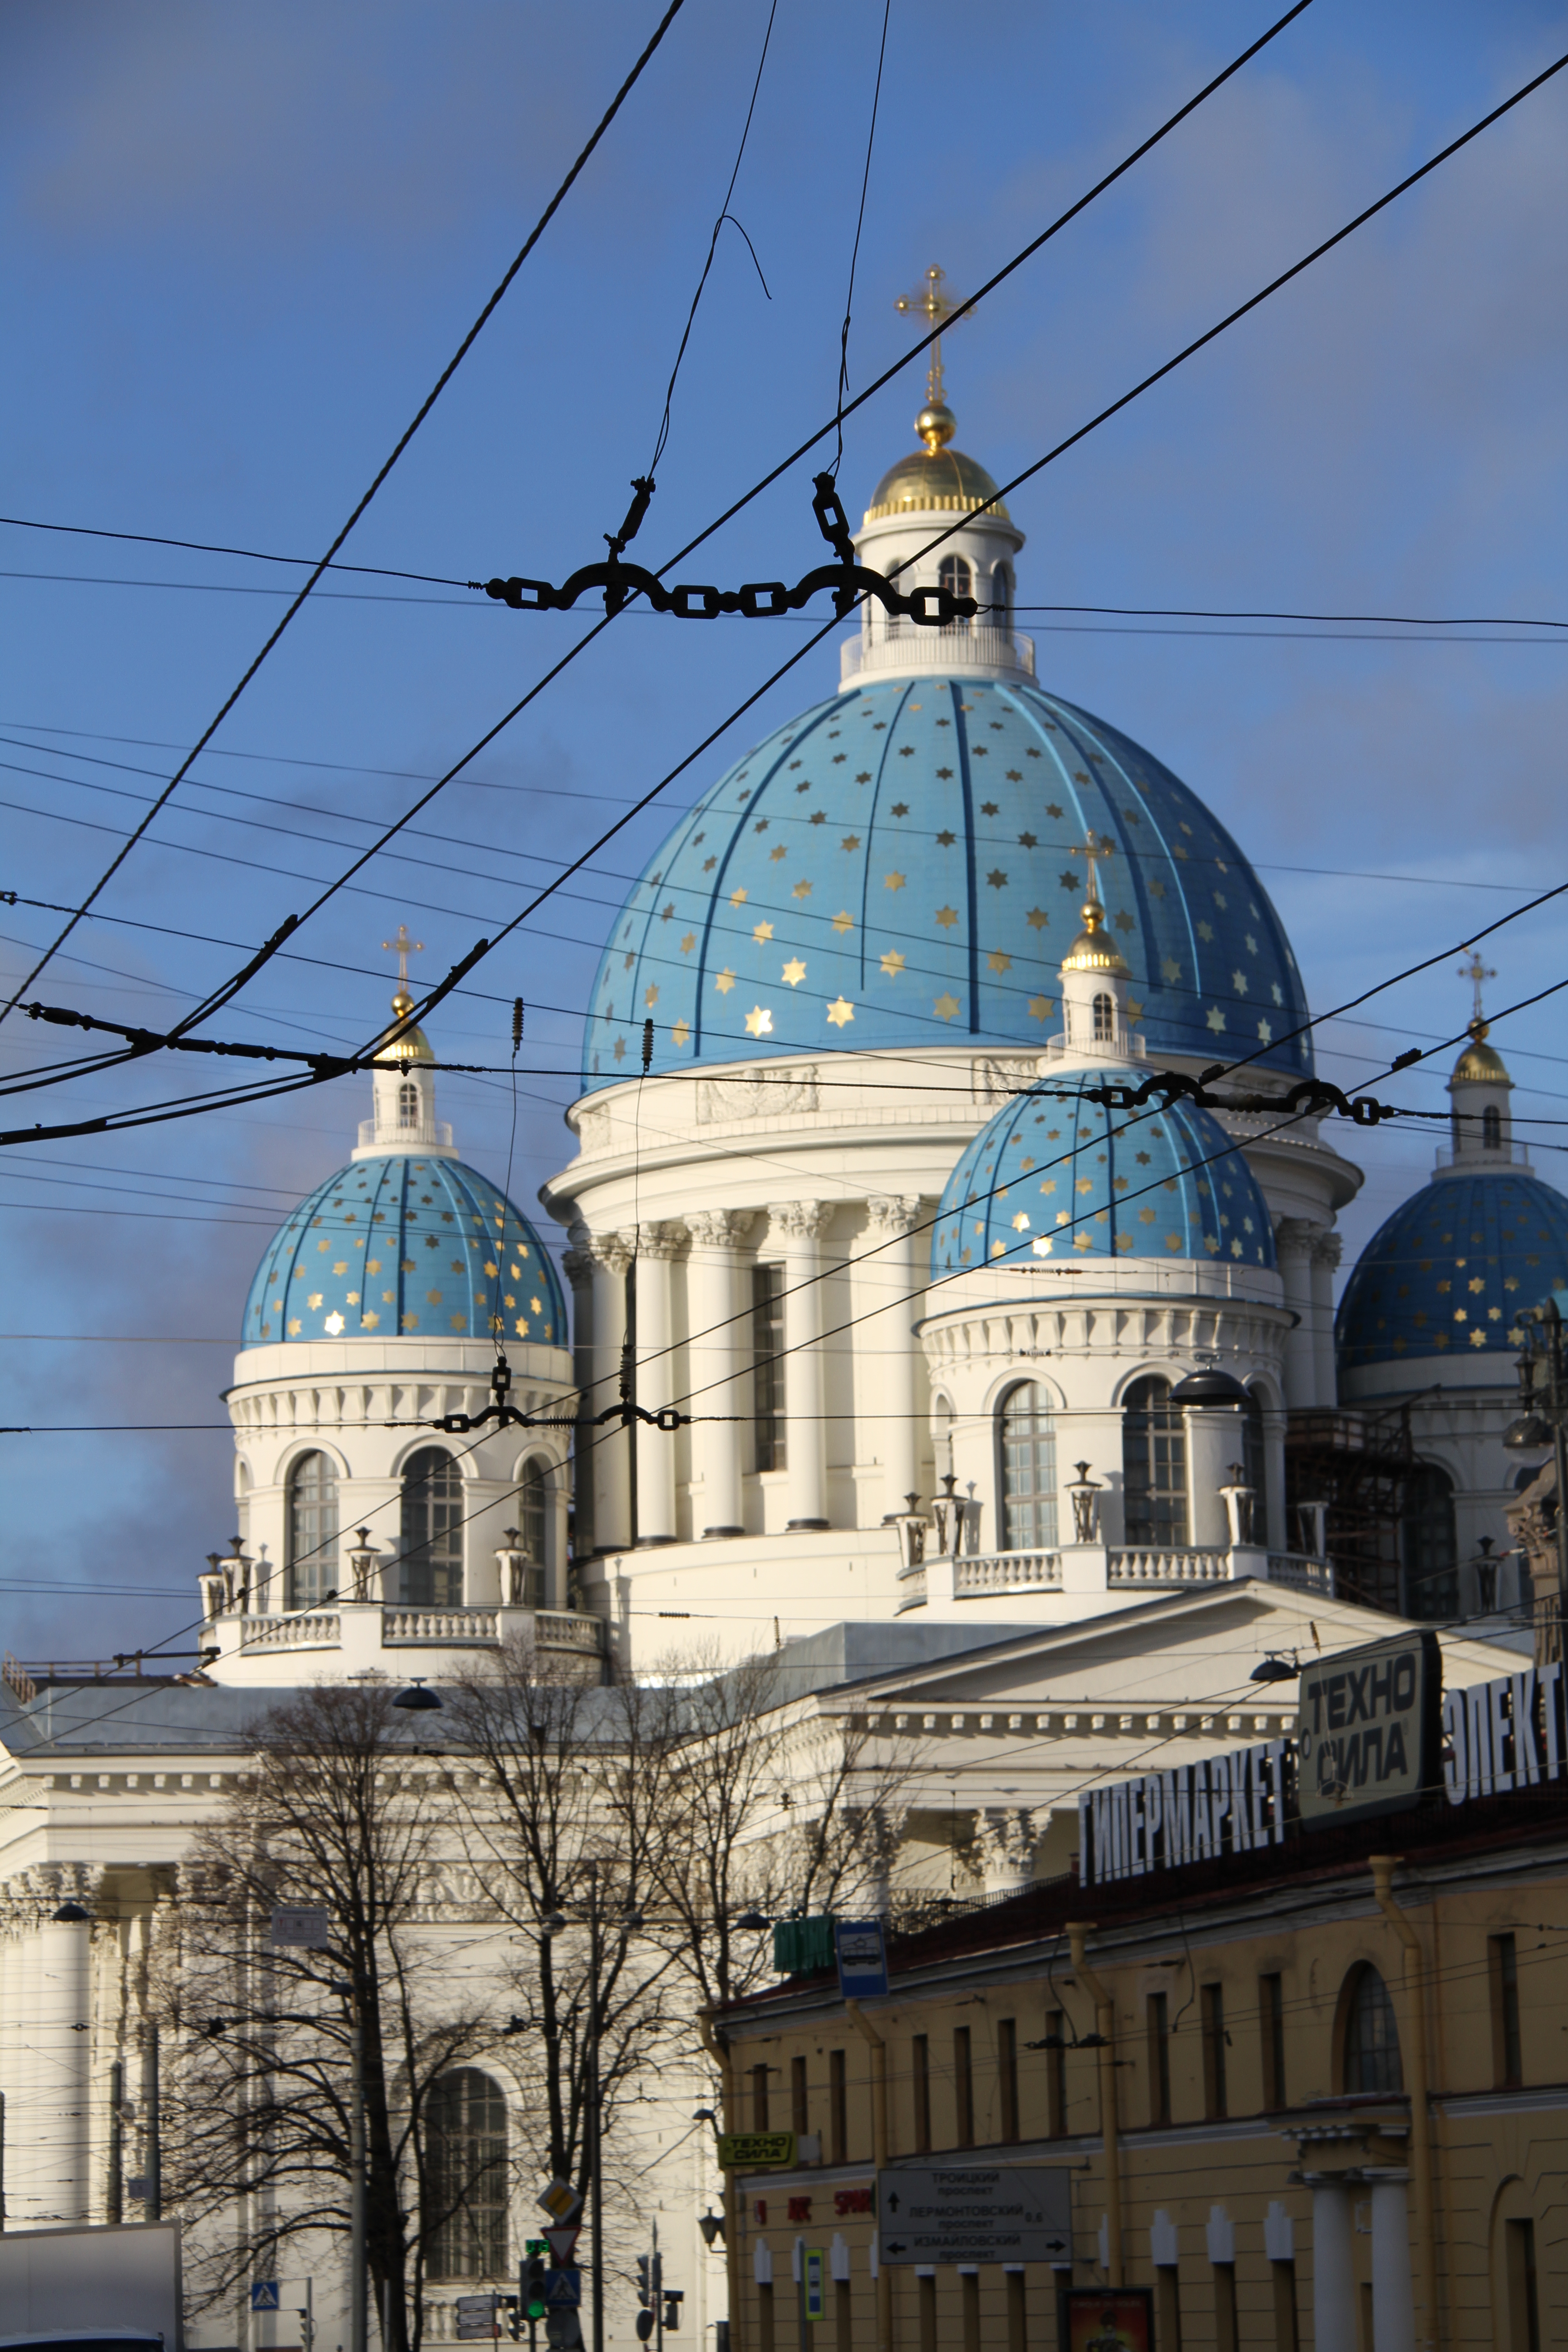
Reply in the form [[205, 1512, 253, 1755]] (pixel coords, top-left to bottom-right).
[[1061, 897, 1130, 976], [864, 433, 1010, 525], [374, 986, 435, 1065], [1452, 1019, 1510, 1085]]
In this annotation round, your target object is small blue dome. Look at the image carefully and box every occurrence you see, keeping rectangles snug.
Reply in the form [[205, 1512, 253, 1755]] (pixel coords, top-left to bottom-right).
[[583, 675, 1312, 1091], [1336, 1171, 1568, 1373], [931, 1066, 1278, 1275], [240, 1155, 564, 1349]]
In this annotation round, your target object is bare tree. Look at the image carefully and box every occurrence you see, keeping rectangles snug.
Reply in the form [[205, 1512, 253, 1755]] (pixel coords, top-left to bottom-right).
[[162, 1684, 497, 2352]]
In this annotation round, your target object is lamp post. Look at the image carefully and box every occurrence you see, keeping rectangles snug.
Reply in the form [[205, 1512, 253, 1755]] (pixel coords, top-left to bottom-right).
[[1505, 1293, 1568, 1645]]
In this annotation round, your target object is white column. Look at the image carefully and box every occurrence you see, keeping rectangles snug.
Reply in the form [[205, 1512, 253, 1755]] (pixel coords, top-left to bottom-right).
[[35, 1897, 93, 2223], [864, 1196, 924, 1523], [10, 1912, 42, 2222], [1275, 1220, 1319, 1408], [563, 1233, 595, 1563], [1184, 1406, 1244, 1549], [1311, 1231, 1342, 1409], [1308, 2178, 1355, 2352], [1369, 2174, 1415, 2352], [686, 1212, 753, 1538], [631, 1224, 682, 1545], [588, 1234, 631, 1554], [771, 1201, 833, 1529]]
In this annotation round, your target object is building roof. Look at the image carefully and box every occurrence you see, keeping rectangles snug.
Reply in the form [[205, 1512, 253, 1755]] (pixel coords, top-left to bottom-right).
[[863, 441, 1010, 523], [1335, 1170, 1568, 1374], [582, 678, 1312, 1091], [931, 1063, 1277, 1274], [240, 1153, 564, 1349]]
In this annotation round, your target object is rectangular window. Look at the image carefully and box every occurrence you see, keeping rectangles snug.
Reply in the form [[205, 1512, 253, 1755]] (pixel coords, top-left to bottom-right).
[[750, 2062, 769, 2133], [1271, 2260, 1300, 2352], [1044, 2010, 1067, 2140], [834, 2278, 852, 2352], [829, 2048, 848, 2166], [954, 2025, 975, 2147], [1491, 1933, 1523, 2087], [917, 2275, 937, 2352], [1260, 1971, 1286, 2109], [791, 2054, 809, 2138], [1200, 1984, 1228, 2120], [1214, 2264, 1239, 2352], [758, 2282, 775, 2352], [912, 2034, 931, 2152], [751, 1264, 785, 1472], [960, 2272, 981, 2352], [1005, 2270, 1026, 2352], [1506, 2217, 1542, 2352], [1155, 2268, 1183, 2352], [1147, 1991, 1172, 2127], [998, 2018, 1019, 2141]]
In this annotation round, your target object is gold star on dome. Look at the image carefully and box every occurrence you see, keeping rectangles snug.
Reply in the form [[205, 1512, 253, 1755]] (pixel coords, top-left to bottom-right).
[[881, 950, 906, 978], [832, 910, 855, 935], [730, 887, 748, 907], [841, 835, 861, 852], [1028, 996, 1053, 1021], [885, 872, 906, 892], [1205, 1007, 1225, 1033], [753, 921, 774, 944], [1011, 1211, 1030, 1231], [715, 968, 736, 994], [308, 1292, 323, 1310], [612, 1037, 626, 1060], [935, 906, 959, 930], [1161, 957, 1181, 983], [770, 845, 787, 862], [680, 932, 696, 953], [987, 951, 1012, 974], [793, 880, 813, 899], [1027, 907, 1049, 931], [644, 983, 659, 1006], [826, 997, 854, 1027], [672, 1018, 691, 1046], [782, 959, 807, 987], [362, 1311, 380, 1329], [933, 992, 961, 1022], [287, 1318, 302, 1336], [745, 1004, 774, 1037]]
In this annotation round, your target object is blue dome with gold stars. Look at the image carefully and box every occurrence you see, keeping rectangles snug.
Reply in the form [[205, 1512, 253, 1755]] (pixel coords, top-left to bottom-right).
[[1336, 1171, 1568, 1373], [583, 675, 1312, 1091], [240, 1155, 565, 1350], [931, 1065, 1278, 1275]]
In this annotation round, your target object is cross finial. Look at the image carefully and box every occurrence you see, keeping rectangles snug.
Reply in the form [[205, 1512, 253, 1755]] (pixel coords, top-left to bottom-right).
[[382, 924, 424, 990], [1459, 950, 1495, 1034], [895, 263, 973, 421], [1070, 830, 1113, 927]]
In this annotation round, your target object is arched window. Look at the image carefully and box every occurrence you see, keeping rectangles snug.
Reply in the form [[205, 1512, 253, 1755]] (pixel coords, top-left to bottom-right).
[[427, 2069, 509, 2279], [397, 1080, 420, 1129], [999, 1383, 1058, 1550], [401, 1447, 463, 1607], [990, 564, 1012, 626], [1093, 991, 1115, 1041], [1483, 1103, 1502, 1149], [938, 553, 972, 619], [1242, 1386, 1268, 1523], [1402, 1462, 1456, 1620], [286, 1452, 338, 1610], [1341, 1965, 1403, 2094], [513, 1457, 549, 1607], [1122, 1377, 1188, 1547]]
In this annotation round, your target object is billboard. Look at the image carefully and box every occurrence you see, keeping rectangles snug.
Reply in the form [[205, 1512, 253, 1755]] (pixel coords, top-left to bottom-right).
[[1297, 1630, 1439, 1828], [0, 2220, 181, 2346]]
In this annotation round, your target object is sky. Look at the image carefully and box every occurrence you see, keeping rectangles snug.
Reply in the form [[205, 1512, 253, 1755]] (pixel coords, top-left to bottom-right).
[[0, 0, 1565, 1663]]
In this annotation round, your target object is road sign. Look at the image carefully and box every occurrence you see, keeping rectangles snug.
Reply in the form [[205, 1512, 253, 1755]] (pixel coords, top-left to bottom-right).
[[544, 2317, 582, 2350], [251, 2283, 281, 2312], [834, 1920, 888, 2001], [716, 2131, 795, 2170], [537, 2176, 584, 2224], [270, 1905, 330, 1948], [544, 2225, 580, 2265], [543, 2267, 581, 2310], [803, 2249, 826, 2323], [876, 2166, 1073, 2265], [455, 2293, 500, 2340]]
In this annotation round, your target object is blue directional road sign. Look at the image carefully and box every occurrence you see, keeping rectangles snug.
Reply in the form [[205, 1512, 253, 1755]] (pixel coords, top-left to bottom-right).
[[251, 2283, 281, 2312], [544, 2267, 582, 2309]]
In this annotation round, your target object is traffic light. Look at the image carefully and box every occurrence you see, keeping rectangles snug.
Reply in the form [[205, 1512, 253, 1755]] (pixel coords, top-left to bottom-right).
[[662, 2289, 684, 2333], [635, 2252, 661, 2342], [524, 2242, 549, 2323]]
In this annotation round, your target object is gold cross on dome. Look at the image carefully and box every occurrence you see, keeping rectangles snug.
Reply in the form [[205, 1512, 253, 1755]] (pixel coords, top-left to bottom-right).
[[382, 924, 424, 988], [895, 264, 973, 410], [1459, 950, 1495, 1026], [1069, 830, 1114, 910]]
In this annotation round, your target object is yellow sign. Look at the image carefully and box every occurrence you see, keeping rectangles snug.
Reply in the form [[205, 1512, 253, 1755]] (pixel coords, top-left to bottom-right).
[[717, 2132, 796, 2171]]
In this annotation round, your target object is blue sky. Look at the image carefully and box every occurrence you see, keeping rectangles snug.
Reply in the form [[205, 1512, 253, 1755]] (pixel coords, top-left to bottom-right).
[[1, 0, 1564, 1658]]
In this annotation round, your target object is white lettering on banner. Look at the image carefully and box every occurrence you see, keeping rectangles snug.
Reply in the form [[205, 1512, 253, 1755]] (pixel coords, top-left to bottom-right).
[[1444, 1661, 1564, 1805], [1078, 1741, 1289, 1887]]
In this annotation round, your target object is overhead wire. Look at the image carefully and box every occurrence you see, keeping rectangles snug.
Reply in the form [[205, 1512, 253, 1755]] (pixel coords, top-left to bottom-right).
[[0, 0, 690, 1031]]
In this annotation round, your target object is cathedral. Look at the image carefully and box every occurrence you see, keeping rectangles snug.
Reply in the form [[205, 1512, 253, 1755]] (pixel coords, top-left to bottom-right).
[[0, 356, 1555, 2343]]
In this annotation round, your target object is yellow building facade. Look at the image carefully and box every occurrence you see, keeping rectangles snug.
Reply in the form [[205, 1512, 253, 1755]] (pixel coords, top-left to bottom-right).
[[713, 1691, 1565, 2352]]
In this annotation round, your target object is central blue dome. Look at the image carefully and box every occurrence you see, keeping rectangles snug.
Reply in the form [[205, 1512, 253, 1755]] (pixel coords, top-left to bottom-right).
[[241, 1155, 564, 1349], [932, 1066, 1278, 1275], [583, 675, 1311, 1090]]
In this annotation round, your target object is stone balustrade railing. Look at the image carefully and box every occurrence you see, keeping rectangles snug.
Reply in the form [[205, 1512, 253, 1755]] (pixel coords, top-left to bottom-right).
[[955, 1551, 1063, 1594], [1107, 1548, 1231, 1588]]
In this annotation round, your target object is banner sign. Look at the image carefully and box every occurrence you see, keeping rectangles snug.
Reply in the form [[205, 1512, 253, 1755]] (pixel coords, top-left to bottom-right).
[[1443, 1660, 1565, 1803], [1297, 1631, 1440, 1828], [717, 2131, 796, 2171], [1079, 1739, 1290, 1888]]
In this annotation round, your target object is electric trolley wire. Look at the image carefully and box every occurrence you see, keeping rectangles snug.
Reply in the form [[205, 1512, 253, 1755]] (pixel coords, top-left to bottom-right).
[[0, 0, 690, 1033]]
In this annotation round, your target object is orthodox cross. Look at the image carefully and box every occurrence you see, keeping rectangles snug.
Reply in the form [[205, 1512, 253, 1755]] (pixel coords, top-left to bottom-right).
[[1459, 950, 1495, 1026], [382, 924, 424, 991], [895, 264, 973, 409], [1070, 830, 1114, 910]]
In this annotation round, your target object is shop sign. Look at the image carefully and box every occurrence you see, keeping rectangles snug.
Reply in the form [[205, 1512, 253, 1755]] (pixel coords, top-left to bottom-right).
[[1079, 1739, 1290, 1887], [1297, 1631, 1439, 1828], [717, 2131, 796, 2171], [1443, 1660, 1566, 1803], [1059, 2286, 1153, 2351]]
